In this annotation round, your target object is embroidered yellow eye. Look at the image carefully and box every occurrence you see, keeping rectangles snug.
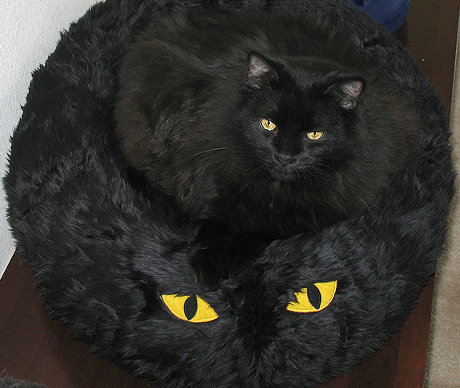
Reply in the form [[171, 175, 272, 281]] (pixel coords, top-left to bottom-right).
[[286, 281, 337, 313], [306, 131, 324, 140], [261, 118, 277, 131], [161, 294, 219, 323]]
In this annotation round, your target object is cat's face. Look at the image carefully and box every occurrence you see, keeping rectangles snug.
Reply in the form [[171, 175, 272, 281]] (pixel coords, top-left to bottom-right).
[[233, 52, 364, 183]]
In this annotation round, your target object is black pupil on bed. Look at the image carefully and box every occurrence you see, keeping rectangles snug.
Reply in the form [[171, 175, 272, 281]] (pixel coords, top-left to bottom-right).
[[307, 284, 322, 310], [184, 295, 198, 320]]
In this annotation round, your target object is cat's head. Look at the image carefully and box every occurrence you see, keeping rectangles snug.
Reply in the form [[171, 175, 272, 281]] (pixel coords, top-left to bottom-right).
[[232, 51, 365, 183]]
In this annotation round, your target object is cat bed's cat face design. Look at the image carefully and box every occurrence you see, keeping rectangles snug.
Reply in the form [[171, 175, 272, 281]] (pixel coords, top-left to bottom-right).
[[161, 280, 338, 322], [4, 0, 454, 387]]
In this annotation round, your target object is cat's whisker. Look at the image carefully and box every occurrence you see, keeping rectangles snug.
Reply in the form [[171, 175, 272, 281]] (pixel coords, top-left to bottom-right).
[[358, 197, 372, 212], [177, 147, 237, 164], [303, 167, 331, 184], [176, 146, 264, 167], [359, 196, 383, 213]]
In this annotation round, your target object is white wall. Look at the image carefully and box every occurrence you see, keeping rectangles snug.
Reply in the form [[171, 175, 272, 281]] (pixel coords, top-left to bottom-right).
[[0, 0, 101, 279]]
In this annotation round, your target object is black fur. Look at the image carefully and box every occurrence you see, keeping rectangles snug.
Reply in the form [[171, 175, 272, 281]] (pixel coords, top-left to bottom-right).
[[3, 0, 454, 387], [115, 10, 420, 288], [0, 378, 46, 388]]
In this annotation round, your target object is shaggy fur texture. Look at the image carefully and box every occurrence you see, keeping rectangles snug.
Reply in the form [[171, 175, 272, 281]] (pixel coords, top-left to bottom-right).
[[4, 0, 455, 387], [0, 378, 46, 388]]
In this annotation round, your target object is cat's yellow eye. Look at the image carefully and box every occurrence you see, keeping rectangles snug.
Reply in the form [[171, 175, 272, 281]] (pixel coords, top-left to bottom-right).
[[161, 294, 219, 323], [261, 118, 277, 131], [286, 281, 337, 313], [306, 131, 324, 140]]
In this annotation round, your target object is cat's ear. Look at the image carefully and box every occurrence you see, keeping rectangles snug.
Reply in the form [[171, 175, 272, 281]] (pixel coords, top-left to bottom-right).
[[325, 78, 365, 110], [247, 52, 278, 89]]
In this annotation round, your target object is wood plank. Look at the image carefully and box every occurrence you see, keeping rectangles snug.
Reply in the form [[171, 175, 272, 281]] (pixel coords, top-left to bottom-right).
[[321, 373, 350, 388], [404, 0, 460, 108], [347, 335, 401, 388], [394, 278, 435, 388]]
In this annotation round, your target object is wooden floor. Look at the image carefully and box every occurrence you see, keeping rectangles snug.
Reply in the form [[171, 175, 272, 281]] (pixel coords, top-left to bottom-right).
[[1, 1, 459, 387]]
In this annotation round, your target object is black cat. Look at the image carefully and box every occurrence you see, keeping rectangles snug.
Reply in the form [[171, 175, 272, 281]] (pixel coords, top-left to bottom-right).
[[115, 10, 420, 289]]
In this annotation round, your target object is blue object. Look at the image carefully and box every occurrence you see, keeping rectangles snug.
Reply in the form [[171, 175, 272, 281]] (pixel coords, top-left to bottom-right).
[[349, 0, 410, 32]]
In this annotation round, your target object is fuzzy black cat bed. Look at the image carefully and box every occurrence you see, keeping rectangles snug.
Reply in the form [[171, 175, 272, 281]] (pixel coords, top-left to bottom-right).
[[4, 0, 454, 387]]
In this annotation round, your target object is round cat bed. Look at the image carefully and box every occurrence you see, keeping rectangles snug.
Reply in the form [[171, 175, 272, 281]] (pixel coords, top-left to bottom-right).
[[4, 0, 454, 387]]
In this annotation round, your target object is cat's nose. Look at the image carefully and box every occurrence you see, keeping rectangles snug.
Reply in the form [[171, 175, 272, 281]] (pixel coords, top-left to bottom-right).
[[274, 137, 301, 158], [274, 153, 296, 166]]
